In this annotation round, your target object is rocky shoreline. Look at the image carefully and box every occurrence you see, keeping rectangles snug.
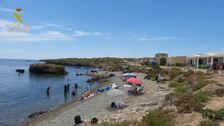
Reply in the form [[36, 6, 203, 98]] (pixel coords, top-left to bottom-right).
[[21, 73, 114, 126], [22, 72, 170, 126]]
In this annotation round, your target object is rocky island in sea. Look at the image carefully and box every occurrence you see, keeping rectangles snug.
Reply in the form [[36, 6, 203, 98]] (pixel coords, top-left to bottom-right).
[[29, 63, 67, 75]]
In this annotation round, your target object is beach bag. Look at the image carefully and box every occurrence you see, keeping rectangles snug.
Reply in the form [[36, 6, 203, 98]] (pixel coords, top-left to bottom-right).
[[91, 117, 98, 124], [111, 102, 117, 108], [74, 115, 83, 124]]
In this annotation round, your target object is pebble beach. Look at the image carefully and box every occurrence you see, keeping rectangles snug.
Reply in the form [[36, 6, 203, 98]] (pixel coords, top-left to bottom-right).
[[23, 72, 170, 126]]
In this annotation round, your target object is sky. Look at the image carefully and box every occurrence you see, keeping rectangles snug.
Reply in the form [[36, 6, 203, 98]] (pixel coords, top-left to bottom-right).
[[0, 0, 224, 59]]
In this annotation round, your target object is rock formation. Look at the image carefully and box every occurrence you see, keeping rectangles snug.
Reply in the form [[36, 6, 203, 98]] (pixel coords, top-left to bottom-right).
[[29, 63, 67, 75]]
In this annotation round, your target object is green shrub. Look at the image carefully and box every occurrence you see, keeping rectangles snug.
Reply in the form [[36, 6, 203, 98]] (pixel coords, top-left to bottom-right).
[[175, 63, 183, 67], [216, 108, 224, 120], [171, 67, 182, 74], [160, 58, 167, 66], [138, 109, 174, 126], [192, 91, 209, 112], [169, 67, 183, 80], [169, 81, 181, 88], [162, 68, 169, 75], [202, 108, 224, 121], [165, 93, 178, 105], [174, 87, 189, 97], [175, 94, 194, 113], [145, 65, 162, 81], [100, 122, 130, 126], [198, 120, 219, 126], [203, 109, 217, 120], [214, 89, 224, 97], [192, 100, 205, 112], [192, 80, 210, 91], [176, 77, 185, 83], [195, 71, 206, 77], [183, 70, 194, 77], [194, 91, 209, 103], [175, 91, 209, 113]]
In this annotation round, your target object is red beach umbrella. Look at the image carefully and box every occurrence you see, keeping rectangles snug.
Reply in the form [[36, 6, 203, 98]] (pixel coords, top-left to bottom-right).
[[127, 78, 143, 85]]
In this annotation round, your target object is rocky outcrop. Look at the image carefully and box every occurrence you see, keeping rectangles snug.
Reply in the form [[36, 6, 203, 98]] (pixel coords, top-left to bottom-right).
[[28, 110, 48, 118], [16, 69, 25, 73], [29, 63, 67, 75]]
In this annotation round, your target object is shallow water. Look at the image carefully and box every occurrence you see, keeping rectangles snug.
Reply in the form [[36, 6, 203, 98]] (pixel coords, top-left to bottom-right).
[[0, 59, 97, 126]]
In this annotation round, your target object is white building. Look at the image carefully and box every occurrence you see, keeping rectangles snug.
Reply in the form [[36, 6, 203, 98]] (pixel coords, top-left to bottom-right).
[[187, 52, 224, 69]]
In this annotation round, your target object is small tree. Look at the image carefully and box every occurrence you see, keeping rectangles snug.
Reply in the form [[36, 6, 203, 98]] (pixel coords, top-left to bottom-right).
[[160, 58, 167, 66]]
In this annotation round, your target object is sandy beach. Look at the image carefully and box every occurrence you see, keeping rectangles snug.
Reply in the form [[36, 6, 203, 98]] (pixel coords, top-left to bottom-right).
[[22, 72, 170, 126]]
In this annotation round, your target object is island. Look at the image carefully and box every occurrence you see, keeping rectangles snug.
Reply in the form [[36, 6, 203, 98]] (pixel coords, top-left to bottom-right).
[[29, 63, 67, 75]]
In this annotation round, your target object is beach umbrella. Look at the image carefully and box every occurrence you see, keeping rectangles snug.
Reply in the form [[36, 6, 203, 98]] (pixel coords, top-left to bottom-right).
[[127, 78, 143, 85]]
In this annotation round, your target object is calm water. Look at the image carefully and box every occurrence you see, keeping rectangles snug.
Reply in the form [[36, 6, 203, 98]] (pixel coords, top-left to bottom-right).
[[0, 59, 98, 126]]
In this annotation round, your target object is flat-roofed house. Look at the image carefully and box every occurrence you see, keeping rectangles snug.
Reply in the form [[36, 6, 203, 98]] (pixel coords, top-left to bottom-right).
[[167, 56, 187, 66], [187, 52, 224, 69], [155, 53, 168, 65]]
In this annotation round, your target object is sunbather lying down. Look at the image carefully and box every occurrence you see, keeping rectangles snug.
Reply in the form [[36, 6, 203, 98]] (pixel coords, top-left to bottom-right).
[[74, 115, 98, 126], [111, 101, 128, 109], [79, 91, 95, 100]]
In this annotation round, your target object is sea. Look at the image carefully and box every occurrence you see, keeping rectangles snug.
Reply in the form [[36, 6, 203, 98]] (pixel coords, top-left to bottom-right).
[[0, 59, 98, 126]]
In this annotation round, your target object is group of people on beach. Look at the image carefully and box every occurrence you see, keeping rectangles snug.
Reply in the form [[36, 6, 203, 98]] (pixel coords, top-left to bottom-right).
[[207, 62, 224, 74], [46, 83, 79, 97], [74, 115, 98, 126]]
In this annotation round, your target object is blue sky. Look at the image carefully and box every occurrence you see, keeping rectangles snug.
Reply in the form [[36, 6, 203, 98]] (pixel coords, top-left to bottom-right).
[[0, 0, 224, 59]]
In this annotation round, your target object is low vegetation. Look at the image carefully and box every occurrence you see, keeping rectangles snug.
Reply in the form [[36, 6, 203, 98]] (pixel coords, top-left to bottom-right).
[[198, 120, 219, 126], [202, 108, 224, 121], [214, 88, 224, 97], [101, 109, 174, 126], [162, 67, 224, 125], [138, 109, 174, 126], [144, 65, 162, 80], [100, 122, 130, 126], [165, 69, 211, 113], [102, 65, 221, 126]]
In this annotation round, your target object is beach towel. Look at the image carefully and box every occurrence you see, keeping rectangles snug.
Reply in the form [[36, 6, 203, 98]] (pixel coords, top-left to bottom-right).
[[112, 83, 118, 89]]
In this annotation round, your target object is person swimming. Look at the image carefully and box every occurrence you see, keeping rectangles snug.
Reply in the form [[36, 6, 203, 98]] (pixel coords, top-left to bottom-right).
[[72, 89, 76, 96]]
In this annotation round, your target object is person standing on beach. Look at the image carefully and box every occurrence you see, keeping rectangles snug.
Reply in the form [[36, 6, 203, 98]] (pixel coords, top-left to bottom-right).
[[64, 84, 67, 93], [75, 83, 78, 90], [222, 63, 224, 74], [156, 73, 162, 91]]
